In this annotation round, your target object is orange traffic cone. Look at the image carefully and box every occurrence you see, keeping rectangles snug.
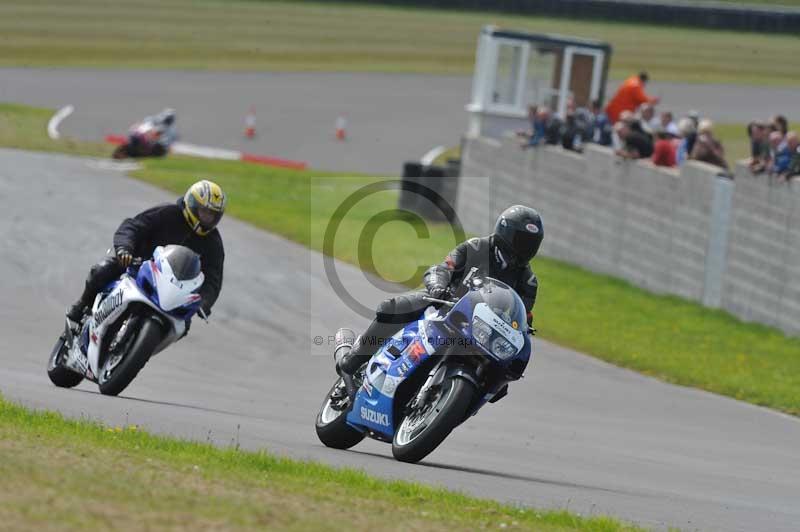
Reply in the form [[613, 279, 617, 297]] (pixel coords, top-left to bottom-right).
[[335, 115, 347, 141], [244, 107, 256, 139]]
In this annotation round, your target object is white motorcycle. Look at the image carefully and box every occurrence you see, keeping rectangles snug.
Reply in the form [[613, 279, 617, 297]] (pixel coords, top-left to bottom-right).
[[48, 245, 206, 396]]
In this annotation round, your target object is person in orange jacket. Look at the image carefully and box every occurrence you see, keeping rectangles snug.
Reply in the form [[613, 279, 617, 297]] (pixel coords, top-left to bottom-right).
[[605, 72, 660, 124]]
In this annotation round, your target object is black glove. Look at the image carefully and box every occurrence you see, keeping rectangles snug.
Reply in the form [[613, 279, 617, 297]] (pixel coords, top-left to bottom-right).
[[428, 285, 449, 300], [116, 247, 133, 268]]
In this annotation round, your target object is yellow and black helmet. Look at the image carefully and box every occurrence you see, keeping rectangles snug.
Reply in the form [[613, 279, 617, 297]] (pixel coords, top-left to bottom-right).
[[182, 180, 226, 236]]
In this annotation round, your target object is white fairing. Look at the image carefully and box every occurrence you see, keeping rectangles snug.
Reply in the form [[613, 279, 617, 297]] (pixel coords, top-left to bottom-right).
[[153, 250, 204, 311], [80, 251, 202, 380], [473, 302, 525, 351]]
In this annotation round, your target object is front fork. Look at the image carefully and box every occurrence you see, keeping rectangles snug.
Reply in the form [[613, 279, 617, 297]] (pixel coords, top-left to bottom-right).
[[409, 355, 449, 411]]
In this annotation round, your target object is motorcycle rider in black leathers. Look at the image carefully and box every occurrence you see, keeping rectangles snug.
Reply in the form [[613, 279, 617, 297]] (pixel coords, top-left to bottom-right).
[[335, 205, 543, 380], [66, 180, 226, 323]]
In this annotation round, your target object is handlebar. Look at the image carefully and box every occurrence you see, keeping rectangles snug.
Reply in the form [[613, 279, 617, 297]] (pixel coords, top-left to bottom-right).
[[422, 296, 456, 307]]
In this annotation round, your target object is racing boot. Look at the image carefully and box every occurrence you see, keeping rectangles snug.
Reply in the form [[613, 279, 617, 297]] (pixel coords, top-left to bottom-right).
[[337, 319, 405, 376], [66, 302, 86, 323], [66, 293, 93, 323]]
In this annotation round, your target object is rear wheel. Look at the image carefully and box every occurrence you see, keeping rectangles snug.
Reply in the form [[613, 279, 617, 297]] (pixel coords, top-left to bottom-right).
[[98, 316, 163, 396], [315, 377, 365, 450], [47, 335, 84, 388], [392, 376, 475, 464]]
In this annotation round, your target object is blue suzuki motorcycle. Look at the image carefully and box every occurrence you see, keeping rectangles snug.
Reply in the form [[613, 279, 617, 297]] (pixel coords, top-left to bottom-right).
[[315, 272, 532, 463]]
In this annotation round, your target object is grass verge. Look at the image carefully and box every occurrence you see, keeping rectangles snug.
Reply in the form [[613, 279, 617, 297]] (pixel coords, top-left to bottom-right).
[[0, 395, 636, 531], [0, 103, 107, 157], [3, 102, 799, 417], [1, 0, 800, 85]]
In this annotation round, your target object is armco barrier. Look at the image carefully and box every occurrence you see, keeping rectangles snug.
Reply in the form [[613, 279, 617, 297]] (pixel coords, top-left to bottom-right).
[[458, 136, 800, 336], [312, 0, 800, 34]]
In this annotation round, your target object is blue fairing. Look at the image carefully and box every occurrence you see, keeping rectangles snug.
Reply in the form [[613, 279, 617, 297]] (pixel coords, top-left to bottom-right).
[[345, 278, 533, 438], [346, 320, 433, 436], [135, 260, 161, 308]]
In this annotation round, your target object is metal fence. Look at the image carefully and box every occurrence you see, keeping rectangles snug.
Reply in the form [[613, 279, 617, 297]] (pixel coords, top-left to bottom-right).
[[313, 0, 800, 33]]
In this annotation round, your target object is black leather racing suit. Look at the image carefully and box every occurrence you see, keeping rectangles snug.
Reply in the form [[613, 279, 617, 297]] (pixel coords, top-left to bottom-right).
[[72, 199, 224, 316], [342, 235, 538, 373]]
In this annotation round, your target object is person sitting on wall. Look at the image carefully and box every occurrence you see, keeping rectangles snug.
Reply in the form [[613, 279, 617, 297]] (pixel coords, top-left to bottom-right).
[[690, 119, 729, 173], [605, 71, 660, 124]]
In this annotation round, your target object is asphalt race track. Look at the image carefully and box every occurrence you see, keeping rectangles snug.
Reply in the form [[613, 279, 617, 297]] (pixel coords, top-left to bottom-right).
[[1, 148, 799, 531], [3, 68, 799, 174]]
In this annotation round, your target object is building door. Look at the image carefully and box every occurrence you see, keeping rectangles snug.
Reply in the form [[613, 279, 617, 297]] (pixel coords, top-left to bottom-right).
[[557, 46, 604, 116]]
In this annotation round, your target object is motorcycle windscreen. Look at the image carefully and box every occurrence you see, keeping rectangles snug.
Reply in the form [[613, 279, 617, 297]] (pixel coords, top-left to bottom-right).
[[152, 246, 204, 311], [159, 245, 202, 281], [477, 278, 528, 331]]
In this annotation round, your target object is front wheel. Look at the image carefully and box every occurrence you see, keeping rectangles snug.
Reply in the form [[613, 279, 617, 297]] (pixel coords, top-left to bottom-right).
[[47, 335, 84, 388], [392, 376, 475, 464], [315, 377, 365, 450], [98, 316, 163, 396]]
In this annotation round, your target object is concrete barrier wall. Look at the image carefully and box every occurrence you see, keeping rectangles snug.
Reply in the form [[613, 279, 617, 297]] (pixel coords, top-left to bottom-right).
[[722, 168, 800, 333], [458, 137, 800, 336]]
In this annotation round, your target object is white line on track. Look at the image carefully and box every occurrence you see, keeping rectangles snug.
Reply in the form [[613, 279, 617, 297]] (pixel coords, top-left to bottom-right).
[[420, 145, 446, 166], [47, 105, 74, 140], [171, 142, 240, 160]]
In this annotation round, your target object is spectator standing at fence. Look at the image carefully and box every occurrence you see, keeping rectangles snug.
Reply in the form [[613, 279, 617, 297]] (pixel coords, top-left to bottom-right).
[[659, 111, 679, 137], [589, 99, 613, 146], [615, 117, 653, 160], [770, 114, 789, 137], [676, 118, 696, 166], [606, 72, 660, 124], [520, 106, 562, 148], [638, 103, 658, 136], [690, 119, 728, 172], [770, 130, 794, 176], [747, 121, 770, 174], [652, 128, 677, 167], [781, 132, 800, 181]]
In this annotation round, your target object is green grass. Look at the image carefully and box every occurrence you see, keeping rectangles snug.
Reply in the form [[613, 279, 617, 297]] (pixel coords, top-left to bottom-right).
[[0, 395, 636, 531], [0, 103, 107, 157], [1, 0, 799, 85], [3, 102, 800, 417]]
